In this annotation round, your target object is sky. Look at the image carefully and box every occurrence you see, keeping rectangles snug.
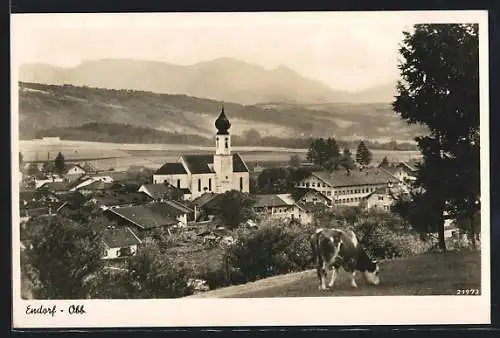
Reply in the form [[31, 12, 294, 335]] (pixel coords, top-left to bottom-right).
[[11, 11, 482, 91]]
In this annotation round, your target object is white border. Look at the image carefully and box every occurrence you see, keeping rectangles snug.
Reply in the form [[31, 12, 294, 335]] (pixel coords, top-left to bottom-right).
[[11, 10, 490, 328]]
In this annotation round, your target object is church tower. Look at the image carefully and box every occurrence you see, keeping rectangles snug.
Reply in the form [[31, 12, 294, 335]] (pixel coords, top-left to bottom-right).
[[213, 105, 234, 193]]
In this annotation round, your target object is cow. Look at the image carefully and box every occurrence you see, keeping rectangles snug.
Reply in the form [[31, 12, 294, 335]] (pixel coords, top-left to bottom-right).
[[310, 228, 380, 290]]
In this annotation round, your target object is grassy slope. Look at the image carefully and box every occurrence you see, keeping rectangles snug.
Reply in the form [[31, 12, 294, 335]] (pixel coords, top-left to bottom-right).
[[187, 251, 481, 298]]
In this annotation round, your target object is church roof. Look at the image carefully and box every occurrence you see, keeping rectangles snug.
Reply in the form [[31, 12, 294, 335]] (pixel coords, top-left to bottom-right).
[[155, 163, 187, 175], [183, 155, 214, 174]]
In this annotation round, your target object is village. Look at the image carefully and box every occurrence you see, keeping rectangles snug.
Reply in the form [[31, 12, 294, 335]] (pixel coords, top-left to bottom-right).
[[18, 106, 468, 296]]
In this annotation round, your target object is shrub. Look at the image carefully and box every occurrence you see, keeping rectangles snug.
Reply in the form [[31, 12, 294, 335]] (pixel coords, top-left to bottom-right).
[[227, 223, 313, 283]]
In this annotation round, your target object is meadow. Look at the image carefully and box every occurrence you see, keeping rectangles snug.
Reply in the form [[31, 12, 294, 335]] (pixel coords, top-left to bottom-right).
[[187, 250, 481, 298], [19, 140, 421, 171]]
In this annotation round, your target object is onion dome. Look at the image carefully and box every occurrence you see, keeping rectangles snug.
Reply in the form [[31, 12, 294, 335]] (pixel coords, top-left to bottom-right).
[[215, 105, 231, 135]]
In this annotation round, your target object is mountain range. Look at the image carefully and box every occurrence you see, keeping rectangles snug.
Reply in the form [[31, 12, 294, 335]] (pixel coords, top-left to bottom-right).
[[19, 57, 397, 105]]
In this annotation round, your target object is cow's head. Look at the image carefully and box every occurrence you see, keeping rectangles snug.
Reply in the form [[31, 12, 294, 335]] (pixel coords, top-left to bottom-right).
[[362, 260, 380, 285]]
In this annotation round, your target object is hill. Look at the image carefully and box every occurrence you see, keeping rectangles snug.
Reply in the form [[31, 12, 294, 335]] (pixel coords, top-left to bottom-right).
[[19, 58, 396, 105], [18, 82, 426, 142], [186, 250, 480, 298]]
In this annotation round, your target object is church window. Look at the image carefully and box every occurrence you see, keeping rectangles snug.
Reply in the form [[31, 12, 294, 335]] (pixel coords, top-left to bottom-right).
[[198, 179, 201, 192], [177, 179, 180, 189], [240, 177, 243, 190], [216, 137, 219, 148], [225, 138, 228, 149], [209, 178, 212, 191], [164, 180, 167, 184]]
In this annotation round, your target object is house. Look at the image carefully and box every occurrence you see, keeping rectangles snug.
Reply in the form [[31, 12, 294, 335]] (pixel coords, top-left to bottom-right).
[[381, 166, 416, 186], [292, 188, 332, 207], [102, 227, 142, 260], [253, 193, 312, 225], [147, 200, 196, 227], [64, 164, 87, 182], [37, 181, 69, 195], [191, 193, 224, 221], [88, 191, 152, 210], [138, 183, 192, 201], [396, 160, 420, 178], [103, 205, 181, 233], [365, 187, 396, 211], [34, 174, 64, 189], [295, 167, 396, 207], [77, 180, 115, 195], [153, 106, 250, 200]]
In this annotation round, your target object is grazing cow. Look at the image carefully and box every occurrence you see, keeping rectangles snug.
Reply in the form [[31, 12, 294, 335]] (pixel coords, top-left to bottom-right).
[[310, 228, 380, 290]]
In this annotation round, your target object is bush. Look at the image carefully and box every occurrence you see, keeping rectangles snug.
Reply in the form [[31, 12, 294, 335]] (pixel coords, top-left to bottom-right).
[[227, 223, 313, 283]]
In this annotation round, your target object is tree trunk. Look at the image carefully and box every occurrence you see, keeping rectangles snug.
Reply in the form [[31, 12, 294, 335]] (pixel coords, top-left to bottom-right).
[[438, 211, 447, 251]]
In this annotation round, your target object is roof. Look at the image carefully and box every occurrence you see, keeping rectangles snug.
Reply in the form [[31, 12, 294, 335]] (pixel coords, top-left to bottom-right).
[[106, 206, 179, 229], [38, 181, 68, 192], [103, 227, 142, 248], [311, 168, 394, 188], [254, 194, 294, 208], [232, 153, 249, 173], [182, 155, 214, 174], [65, 164, 86, 173], [397, 161, 419, 172], [148, 200, 194, 218], [140, 183, 191, 199], [155, 162, 187, 175], [293, 188, 330, 201], [91, 191, 152, 207], [79, 180, 114, 191], [192, 192, 219, 208]]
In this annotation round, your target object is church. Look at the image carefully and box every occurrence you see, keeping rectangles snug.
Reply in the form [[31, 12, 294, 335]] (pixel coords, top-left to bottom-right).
[[153, 106, 250, 200]]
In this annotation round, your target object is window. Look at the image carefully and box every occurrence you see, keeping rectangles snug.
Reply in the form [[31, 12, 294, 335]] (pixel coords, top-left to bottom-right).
[[208, 178, 212, 191], [216, 137, 219, 148], [225, 138, 229, 149], [177, 179, 181, 189], [198, 179, 201, 192], [306, 183, 310, 188], [164, 180, 167, 184], [378, 196, 384, 201], [312, 182, 315, 187], [240, 177, 243, 190]]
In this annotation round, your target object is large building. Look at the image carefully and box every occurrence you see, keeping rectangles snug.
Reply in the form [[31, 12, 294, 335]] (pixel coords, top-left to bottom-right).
[[153, 106, 250, 200], [295, 167, 402, 207]]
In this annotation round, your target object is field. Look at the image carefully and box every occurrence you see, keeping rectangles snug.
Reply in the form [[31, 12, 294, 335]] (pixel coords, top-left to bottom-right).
[[186, 250, 481, 298], [19, 140, 421, 171]]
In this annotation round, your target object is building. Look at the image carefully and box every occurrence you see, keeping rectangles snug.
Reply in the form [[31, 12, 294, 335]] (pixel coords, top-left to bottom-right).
[[102, 227, 142, 260], [153, 106, 250, 200], [138, 183, 192, 201], [295, 167, 398, 207], [365, 187, 396, 211], [253, 193, 313, 225], [64, 164, 87, 182], [293, 188, 332, 207]]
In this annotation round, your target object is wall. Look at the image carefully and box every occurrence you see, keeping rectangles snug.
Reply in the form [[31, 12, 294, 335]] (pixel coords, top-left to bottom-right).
[[190, 173, 216, 199], [153, 173, 190, 189], [232, 172, 250, 193], [102, 244, 138, 260], [366, 193, 394, 211]]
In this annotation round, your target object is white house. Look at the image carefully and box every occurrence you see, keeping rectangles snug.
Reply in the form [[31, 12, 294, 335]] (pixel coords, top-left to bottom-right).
[[253, 193, 313, 225], [102, 227, 142, 260], [153, 106, 250, 200], [64, 164, 87, 182], [365, 187, 396, 211]]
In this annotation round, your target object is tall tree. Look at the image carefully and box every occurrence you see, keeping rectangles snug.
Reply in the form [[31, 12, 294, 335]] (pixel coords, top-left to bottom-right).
[[214, 190, 257, 229], [356, 141, 373, 166], [54, 152, 66, 175], [27, 162, 39, 176], [339, 147, 356, 170], [22, 215, 105, 299], [379, 156, 390, 168], [306, 137, 340, 170], [393, 24, 479, 250], [288, 154, 302, 168]]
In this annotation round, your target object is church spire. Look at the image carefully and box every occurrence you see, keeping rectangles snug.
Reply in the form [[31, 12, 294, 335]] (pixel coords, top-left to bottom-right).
[[215, 104, 231, 135]]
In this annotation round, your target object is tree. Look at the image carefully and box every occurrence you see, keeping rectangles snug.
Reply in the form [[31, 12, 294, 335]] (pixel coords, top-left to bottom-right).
[[22, 215, 105, 299], [356, 141, 373, 166], [54, 152, 66, 175], [306, 137, 340, 170], [27, 162, 39, 176], [214, 190, 257, 229], [379, 156, 390, 168], [288, 154, 302, 168], [338, 147, 356, 170], [393, 24, 479, 251]]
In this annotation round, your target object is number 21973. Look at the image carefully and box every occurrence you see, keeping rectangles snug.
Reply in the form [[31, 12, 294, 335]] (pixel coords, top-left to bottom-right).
[[456, 289, 480, 295]]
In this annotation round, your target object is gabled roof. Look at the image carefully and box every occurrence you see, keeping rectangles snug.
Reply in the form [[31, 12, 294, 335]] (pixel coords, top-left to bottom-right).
[[293, 188, 330, 201], [91, 191, 152, 207], [182, 155, 214, 174], [105, 206, 178, 229], [65, 164, 86, 174], [192, 192, 219, 208], [311, 168, 394, 188], [147, 201, 194, 218], [140, 183, 191, 199], [79, 180, 114, 191], [38, 181, 68, 192], [103, 227, 142, 248], [155, 163, 187, 175], [253, 194, 294, 208], [233, 153, 249, 173]]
